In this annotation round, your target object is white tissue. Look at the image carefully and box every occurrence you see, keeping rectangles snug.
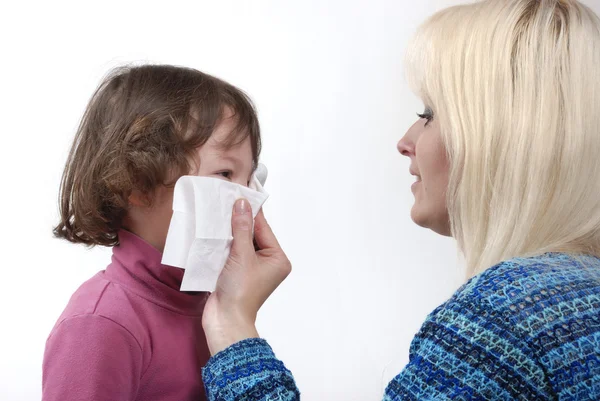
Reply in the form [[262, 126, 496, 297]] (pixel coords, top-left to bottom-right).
[[162, 164, 269, 292]]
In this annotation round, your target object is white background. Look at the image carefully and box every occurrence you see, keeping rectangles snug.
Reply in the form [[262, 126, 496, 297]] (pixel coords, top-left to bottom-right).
[[2, 0, 598, 399]]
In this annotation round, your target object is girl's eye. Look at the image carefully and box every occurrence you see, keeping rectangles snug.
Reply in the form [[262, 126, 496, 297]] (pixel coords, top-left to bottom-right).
[[417, 107, 434, 127], [217, 171, 232, 179]]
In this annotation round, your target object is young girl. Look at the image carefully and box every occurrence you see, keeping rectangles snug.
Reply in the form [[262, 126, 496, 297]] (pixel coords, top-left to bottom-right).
[[43, 64, 261, 401]]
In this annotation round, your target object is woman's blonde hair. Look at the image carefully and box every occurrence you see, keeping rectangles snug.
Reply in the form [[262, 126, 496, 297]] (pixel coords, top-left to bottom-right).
[[406, 0, 600, 276]]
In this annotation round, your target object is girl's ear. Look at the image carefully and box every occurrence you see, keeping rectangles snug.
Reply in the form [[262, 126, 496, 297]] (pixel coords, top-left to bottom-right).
[[128, 189, 151, 208]]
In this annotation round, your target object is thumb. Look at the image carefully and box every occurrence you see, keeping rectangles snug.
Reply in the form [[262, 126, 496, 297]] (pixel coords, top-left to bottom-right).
[[230, 199, 254, 258]]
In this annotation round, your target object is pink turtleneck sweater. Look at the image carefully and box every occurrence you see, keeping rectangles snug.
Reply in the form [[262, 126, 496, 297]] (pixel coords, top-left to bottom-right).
[[42, 230, 210, 401]]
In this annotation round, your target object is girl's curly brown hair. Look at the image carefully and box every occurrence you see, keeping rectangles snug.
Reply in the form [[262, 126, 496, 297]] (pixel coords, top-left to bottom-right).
[[54, 64, 261, 247]]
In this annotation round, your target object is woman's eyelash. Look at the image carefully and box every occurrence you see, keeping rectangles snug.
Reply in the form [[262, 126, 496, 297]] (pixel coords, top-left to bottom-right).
[[217, 171, 232, 179], [417, 108, 434, 126]]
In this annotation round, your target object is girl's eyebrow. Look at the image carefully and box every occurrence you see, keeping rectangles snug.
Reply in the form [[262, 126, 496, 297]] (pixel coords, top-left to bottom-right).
[[218, 155, 242, 166]]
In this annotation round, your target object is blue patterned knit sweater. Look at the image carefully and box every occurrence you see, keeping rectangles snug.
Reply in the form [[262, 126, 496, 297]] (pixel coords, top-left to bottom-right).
[[202, 253, 600, 400]]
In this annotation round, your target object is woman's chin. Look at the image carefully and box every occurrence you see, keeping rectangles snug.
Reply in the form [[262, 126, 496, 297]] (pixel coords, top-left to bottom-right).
[[410, 204, 429, 229], [411, 204, 452, 236]]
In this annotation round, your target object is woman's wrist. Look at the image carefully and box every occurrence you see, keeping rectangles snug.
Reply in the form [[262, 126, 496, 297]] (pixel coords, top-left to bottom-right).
[[203, 312, 260, 355]]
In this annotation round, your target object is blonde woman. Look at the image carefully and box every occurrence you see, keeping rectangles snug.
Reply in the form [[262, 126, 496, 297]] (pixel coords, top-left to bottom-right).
[[200, 0, 600, 399]]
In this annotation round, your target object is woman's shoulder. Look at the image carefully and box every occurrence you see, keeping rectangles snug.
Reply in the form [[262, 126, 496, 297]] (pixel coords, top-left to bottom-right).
[[397, 253, 600, 399], [452, 253, 600, 316], [419, 252, 600, 346], [425, 252, 600, 353]]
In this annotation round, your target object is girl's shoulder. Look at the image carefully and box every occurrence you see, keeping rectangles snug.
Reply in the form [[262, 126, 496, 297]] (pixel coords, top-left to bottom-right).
[[49, 272, 148, 347]]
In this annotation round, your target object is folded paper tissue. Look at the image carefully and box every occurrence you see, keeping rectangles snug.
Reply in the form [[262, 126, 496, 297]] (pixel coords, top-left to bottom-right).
[[162, 164, 269, 292]]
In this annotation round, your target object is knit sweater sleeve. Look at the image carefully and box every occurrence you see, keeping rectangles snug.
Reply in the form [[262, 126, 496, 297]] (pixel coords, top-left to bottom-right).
[[202, 338, 300, 401], [383, 293, 553, 401]]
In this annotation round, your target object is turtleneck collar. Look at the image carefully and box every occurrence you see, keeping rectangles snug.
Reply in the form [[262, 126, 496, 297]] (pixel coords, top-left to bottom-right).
[[105, 229, 207, 316]]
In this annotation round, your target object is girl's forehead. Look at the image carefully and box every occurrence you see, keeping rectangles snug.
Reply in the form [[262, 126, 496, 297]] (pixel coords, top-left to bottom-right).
[[199, 132, 253, 166]]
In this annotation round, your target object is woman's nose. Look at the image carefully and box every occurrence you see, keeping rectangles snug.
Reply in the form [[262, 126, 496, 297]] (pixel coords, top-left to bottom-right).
[[397, 135, 413, 157], [398, 120, 420, 156]]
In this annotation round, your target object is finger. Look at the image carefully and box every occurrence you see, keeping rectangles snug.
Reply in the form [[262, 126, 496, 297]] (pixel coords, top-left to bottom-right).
[[254, 209, 282, 251], [230, 199, 254, 258]]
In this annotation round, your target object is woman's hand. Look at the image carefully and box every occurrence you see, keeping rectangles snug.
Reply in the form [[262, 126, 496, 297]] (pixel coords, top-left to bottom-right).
[[202, 199, 292, 355]]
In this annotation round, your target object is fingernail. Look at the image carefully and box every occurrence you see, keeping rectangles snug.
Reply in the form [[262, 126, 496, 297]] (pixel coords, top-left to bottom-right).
[[234, 199, 249, 215]]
